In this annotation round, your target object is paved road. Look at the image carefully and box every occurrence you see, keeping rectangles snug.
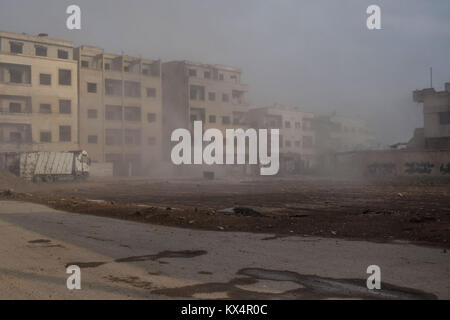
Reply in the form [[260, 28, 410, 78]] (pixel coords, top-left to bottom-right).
[[0, 201, 448, 299]]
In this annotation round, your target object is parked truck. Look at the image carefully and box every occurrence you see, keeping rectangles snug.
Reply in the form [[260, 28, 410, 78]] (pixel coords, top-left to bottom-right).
[[19, 150, 90, 182]]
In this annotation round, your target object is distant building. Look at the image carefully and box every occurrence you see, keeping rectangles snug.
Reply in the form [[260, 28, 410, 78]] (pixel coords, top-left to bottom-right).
[[74, 46, 163, 176], [0, 31, 79, 153], [315, 114, 376, 154], [162, 61, 252, 177], [162, 61, 249, 153], [247, 104, 316, 173], [412, 83, 450, 150]]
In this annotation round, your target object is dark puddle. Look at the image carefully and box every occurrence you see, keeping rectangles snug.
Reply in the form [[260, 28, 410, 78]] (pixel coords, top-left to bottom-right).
[[151, 267, 437, 300], [65, 262, 106, 269], [28, 239, 51, 244], [237, 268, 437, 300], [115, 250, 207, 263], [66, 250, 207, 270], [198, 271, 213, 275]]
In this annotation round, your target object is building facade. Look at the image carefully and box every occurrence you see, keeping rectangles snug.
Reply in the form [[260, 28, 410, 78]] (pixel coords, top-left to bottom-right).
[[162, 61, 252, 177], [247, 105, 316, 173], [75, 46, 163, 176], [315, 114, 376, 153], [412, 83, 450, 150], [0, 31, 79, 153]]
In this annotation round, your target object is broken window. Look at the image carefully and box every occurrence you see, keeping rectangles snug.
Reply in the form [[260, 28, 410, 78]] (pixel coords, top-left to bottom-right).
[[88, 135, 98, 144], [59, 100, 71, 114], [10, 132, 22, 143], [190, 85, 205, 101], [285, 121, 291, 128], [209, 115, 216, 123], [10, 42, 23, 54], [105, 79, 122, 96], [105, 105, 122, 120], [10, 69, 23, 83], [35, 45, 47, 57], [81, 60, 89, 68], [188, 69, 197, 77], [204, 71, 211, 79], [125, 129, 141, 145], [124, 106, 141, 121], [105, 129, 122, 145], [87, 109, 98, 119], [208, 92, 216, 101], [58, 50, 69, 59], [146, 88, 156, 98], [58, 69, 72, 85], [9, 102, 21, 113], [0, 63, 31, 84], [59, 126, 71, 142], [124, 81, 141, 97], [222, 93, 229, 103], [104, 63, 110, 70], [39, 104, 51, 114], [87, 82, 97, 93], [439, 112, 450, 125], [40, 74, 51, 85], [40, 131, 51, 142], [219, 74, 224, 80], [147, 113, 156, 123], [222, 116, 231, 125], [232, 90, 244, 104]]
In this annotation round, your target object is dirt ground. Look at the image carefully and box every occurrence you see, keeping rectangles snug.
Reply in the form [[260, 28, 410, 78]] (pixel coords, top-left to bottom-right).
[[1, 173, 449, 247]]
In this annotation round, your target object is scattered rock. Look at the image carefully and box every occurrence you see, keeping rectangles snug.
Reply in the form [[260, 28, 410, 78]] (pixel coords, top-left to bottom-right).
[[218, 207, 262, 217]]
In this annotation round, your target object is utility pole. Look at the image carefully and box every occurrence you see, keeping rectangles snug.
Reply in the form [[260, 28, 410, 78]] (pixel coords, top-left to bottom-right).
[[430, 67, 433, 88]]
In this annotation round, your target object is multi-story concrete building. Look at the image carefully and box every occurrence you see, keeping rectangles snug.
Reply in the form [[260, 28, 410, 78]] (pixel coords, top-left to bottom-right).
[[162, 61, 249, 151], [0, 31, 79, 153], [247, 104, 316, 173], [74, 46, 162, 176], [162, 61, 252, 177], [412, 83, 450, 150], [315, 114, 376, 154]]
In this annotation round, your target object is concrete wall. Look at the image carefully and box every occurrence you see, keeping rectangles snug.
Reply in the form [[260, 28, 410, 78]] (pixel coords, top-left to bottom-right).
[[331, 149, 450, 177]]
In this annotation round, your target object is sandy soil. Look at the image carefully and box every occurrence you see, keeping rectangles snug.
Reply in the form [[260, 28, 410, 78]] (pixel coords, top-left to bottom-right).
[[1, 174, 449, 247]]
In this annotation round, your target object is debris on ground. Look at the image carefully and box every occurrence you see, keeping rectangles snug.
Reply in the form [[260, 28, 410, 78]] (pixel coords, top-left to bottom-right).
[[218, 207, 262, 217]]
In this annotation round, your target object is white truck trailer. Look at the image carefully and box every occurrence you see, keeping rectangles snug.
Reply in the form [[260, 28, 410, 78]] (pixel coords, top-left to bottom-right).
[[19, 150, 90, 182]]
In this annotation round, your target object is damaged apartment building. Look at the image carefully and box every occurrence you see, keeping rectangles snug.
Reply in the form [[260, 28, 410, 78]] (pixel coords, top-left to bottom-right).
[[162, 61, 251, 177], [247, 104, 316, 174], [0, 31, 79, 156], [411, 83, 450, 150], [75, 46, 162, 176]]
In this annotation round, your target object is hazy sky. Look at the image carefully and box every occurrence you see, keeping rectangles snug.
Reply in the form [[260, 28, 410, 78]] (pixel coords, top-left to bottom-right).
[[1, 0, 449, 145]]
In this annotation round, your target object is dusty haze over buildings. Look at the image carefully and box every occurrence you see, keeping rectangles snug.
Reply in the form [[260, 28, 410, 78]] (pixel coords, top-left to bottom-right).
[[0, 0, 449, 145]]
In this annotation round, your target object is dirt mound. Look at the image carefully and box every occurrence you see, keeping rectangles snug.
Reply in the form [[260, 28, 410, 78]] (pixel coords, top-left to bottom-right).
[[0, 170, 26, 190]]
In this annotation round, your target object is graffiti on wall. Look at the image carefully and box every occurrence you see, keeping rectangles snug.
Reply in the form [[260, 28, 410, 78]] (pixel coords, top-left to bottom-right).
[[366, 162, 450, 176], [404, 162, 435, 175]]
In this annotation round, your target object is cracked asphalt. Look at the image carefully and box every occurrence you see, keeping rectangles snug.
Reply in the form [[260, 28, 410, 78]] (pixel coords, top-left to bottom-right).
[[0, 201, 448, 299]]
